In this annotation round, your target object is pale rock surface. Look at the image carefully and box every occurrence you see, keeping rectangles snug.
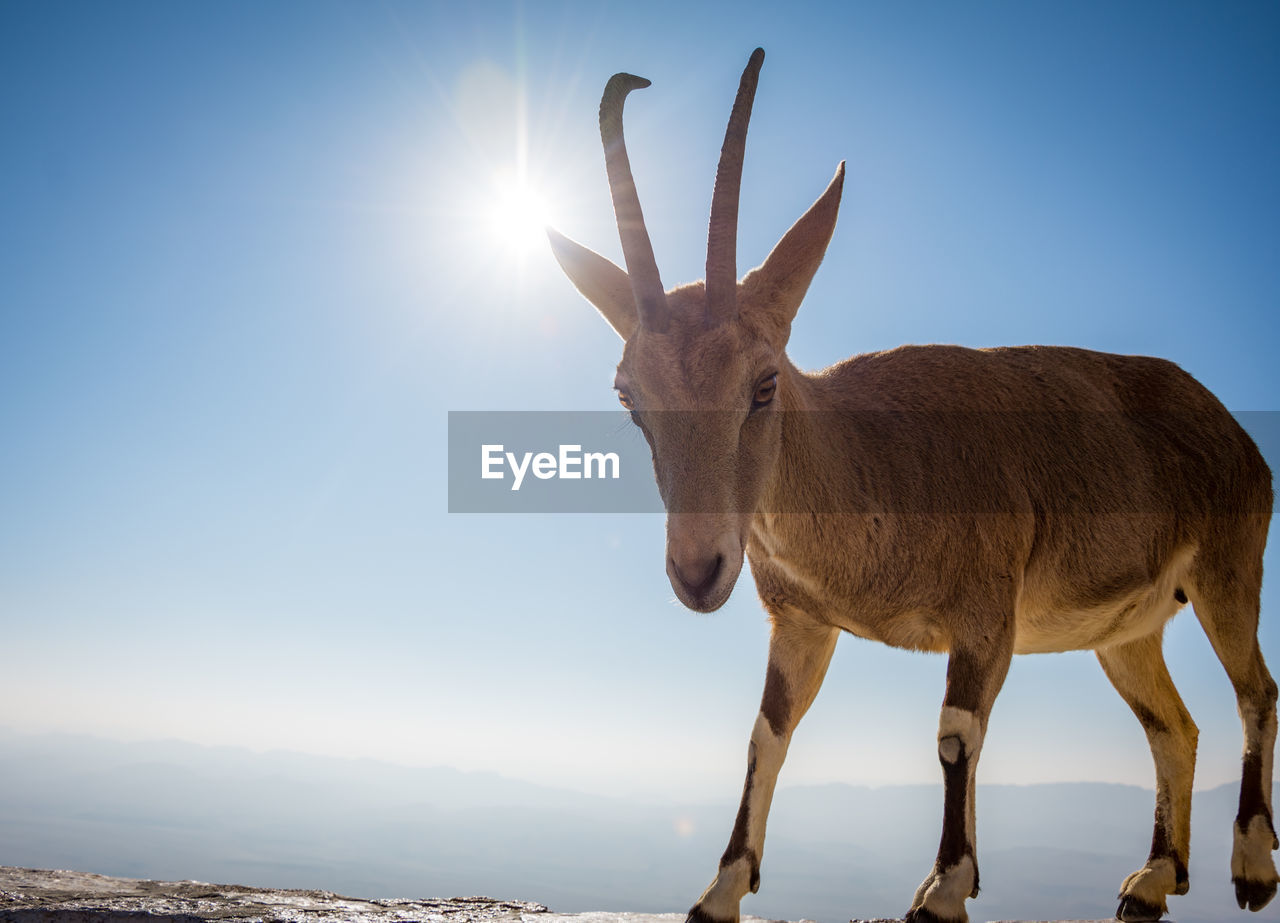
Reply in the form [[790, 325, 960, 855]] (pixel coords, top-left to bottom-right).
[[0, 867, 1138, 923]]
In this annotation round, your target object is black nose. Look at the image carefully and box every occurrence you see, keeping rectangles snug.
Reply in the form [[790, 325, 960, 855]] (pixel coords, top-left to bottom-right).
[[672, 553, 724, 599]]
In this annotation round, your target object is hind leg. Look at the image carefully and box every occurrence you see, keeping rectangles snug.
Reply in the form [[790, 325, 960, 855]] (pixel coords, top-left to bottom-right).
[[1097, 630, 1198, 922], [1188, 562, 1279, 913]]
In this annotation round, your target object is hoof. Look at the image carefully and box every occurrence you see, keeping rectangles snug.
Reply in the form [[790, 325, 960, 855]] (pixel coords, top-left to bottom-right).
[[1114, 857, 1178, 922], [1234, 875, 1278, 912], [1115, 894, 1167, 922], [1233, 814, 1280, 912], [685, 906, 734, 923], [903, 907, 965, 923], [905, 856, 973, 923]]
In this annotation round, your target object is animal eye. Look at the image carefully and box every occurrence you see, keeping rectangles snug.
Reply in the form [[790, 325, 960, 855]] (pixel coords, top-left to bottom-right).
[[751, 374, 778, 409], [617, 391, 634, 410]]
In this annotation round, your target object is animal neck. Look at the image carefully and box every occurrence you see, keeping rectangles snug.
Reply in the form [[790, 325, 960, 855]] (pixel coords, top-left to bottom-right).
[[760, 359, 862, 519]]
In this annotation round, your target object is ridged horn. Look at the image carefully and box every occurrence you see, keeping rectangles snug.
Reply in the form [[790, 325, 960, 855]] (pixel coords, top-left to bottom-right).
[[705, 47, 764, 325], [599, 73, 667, 332]]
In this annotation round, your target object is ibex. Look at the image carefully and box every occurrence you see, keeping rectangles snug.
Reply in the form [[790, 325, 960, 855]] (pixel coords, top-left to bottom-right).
[[546, 48, 1277, 923]]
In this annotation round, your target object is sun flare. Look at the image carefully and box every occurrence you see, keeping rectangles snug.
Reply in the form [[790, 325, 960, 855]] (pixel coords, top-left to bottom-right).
[[484, 169, 553, 257]]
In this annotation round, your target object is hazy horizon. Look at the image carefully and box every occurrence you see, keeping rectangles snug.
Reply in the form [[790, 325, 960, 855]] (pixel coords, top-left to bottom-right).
[[0, 722, 1262, 800], [0, 727, 1267, 923]]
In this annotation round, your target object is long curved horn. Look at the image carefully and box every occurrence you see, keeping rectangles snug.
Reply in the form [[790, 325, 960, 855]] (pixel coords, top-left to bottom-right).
[[705, 47, 764, 325], [600, 73, 667, 332]]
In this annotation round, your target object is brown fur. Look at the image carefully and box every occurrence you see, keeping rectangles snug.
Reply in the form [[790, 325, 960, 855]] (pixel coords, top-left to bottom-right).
[[547, 49, 1277, 923]]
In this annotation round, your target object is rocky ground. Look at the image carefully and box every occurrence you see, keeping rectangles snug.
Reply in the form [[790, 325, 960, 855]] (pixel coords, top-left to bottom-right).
[[0, 867, 1130, 923]]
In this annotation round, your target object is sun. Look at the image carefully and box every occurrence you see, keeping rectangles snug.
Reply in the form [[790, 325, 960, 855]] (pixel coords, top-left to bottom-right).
[[484, 168, 553, 258]]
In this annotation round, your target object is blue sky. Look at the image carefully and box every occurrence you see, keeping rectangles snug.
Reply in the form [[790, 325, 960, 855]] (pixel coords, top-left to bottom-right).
[[1, 0, 1278, 802]]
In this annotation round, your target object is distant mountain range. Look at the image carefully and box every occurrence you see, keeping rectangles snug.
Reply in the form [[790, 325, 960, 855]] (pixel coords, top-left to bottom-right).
[[0, 729, 1267, 923]]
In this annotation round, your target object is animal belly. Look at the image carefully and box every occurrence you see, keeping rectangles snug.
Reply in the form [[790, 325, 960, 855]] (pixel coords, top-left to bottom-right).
[[1014, 553, 1194, 654]]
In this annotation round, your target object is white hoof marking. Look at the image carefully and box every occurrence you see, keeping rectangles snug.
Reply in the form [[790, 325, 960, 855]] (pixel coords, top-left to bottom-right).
[[693, 857, 753, 923], [1119, 856, 1177, 910], [911, 855, 974, 922]]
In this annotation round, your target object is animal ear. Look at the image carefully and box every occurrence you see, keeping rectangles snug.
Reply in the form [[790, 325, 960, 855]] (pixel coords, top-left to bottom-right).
[[547, 227, 638, 341], [741, 163, 845, 335]]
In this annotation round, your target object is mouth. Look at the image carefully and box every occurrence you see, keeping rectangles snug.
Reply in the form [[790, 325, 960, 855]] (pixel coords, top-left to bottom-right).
[[666, 548, 744, 613], [675, 580, 734, 613]]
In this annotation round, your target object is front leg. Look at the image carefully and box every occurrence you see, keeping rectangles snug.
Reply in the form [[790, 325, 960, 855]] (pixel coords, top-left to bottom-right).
[[687, 614, 838, 923], [906, 631, 1013, 923]]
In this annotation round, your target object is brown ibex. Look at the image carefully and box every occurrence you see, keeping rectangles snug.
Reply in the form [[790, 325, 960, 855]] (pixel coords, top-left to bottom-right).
[[546, 48, 1276, 923]]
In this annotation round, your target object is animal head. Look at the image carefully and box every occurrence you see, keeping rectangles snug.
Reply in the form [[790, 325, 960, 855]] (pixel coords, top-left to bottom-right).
[[547, 48, 844, 612]]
